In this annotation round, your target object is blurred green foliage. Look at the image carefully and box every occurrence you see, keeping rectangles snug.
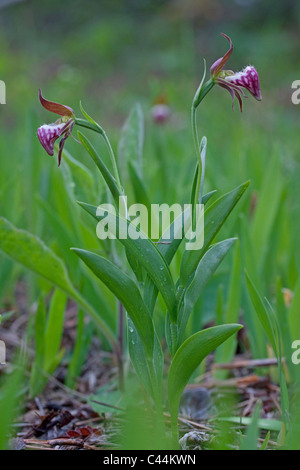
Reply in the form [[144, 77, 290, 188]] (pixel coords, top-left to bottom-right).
[[0, 0, 300, 449]]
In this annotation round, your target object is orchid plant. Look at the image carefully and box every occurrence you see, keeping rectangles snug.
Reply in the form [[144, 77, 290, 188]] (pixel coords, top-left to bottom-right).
[[35, 33, 262, 440]]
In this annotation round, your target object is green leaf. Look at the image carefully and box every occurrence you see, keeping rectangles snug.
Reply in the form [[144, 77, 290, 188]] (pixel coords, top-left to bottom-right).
[[201, 190, 217, 205], [79, 102, 106, 133], [62, 147, 97, 202], [35, 195, 80, 275], [245, 271, 278, 355], [245, 272, 290, 422], [128, 161, 159, 238], [179, 238, 236, 343], [275, 278, 292, 372], [77, 131, 121, 203], [127, 318, 163, 402], [260, 431, 271, 450], [167, 323, 242, 437], [192, 136, 207, 231], [0, 365, 24, 450], [239, 214, 266, 358], [289, 277, 300, 341], [34, 298, 46, 368], [190, 162, 199, 210], [143, 207, 190, 315], [78, 202, 177, 319], [0, 217, 76, 298], [216, 284, 224, 326], [118, 103, 144, 179], [44, 289, 67, 371], [214, 241, 241, 374], [240, 402, 261, 450], [0, 218, 116, 349], [72, 248, 155, 357], [251, 155, 283, 266], [66, 311, 93, 389], [144, 193, 216, 315], [30, 297, 47, 397], [30, 291, 67, 397], [214, 416, 282, 432], [179, 181, 249, 288]]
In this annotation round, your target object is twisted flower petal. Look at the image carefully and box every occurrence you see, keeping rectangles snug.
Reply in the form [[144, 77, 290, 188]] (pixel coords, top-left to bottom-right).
[[39, 89, 74, 117], [210, 33, 233, 77]]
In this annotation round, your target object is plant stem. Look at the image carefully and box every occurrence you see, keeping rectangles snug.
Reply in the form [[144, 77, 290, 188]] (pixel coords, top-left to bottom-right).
[[75, 118, 122, 193], [191, 106, 202, 229], [75, 117, 128, 219], [74, 118, 128, 388], [191, 79, 214, 231]]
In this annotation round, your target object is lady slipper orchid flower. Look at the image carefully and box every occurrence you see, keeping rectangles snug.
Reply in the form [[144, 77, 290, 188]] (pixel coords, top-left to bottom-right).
[[151, 103, 171, 124], [151, 94, 171, 124], [210, 33, 262, 111], [37, 89, 76, 166]]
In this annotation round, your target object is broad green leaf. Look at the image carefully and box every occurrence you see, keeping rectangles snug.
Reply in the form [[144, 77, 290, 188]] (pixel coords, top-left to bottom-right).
[[168, 323, 242, 437], [180, 181, 249, 288], [72, 248, 154, 357], [143, 207, 191, 315], [179, 238, 236, 343], [35, 195, 80, 275], [77, 202, 177, 319], [0, 218, 116, 349], [144, 192, 216, 315], [0, 217, 76, 298]]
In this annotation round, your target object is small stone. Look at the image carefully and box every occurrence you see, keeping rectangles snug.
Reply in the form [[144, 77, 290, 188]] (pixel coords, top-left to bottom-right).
[[179, 387, 213, 420], [179, 430, 208, 450]]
